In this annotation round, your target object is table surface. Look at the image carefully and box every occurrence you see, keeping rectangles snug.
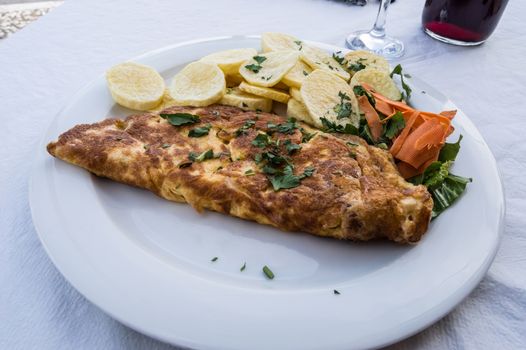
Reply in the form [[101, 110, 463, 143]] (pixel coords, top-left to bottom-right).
[[1, 0, 525, 349]]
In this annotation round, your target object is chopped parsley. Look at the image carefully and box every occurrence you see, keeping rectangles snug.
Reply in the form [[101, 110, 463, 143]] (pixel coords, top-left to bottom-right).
[[332, 51, 346, 65], [263, 265, 275, 279], [284, 139, 302, 154], [251, 133, 270, 148], [267, 118, 299, 134], [211, 257, 218, 262], [245, 64, 262, 73], [253, 55, 267, 64], [244, 169, 255, 176], [160, 113, 200, 126], [188, 123, 211, 137], [333, 289, 341, 295], [390, 64, 412, 101], [240, 262, 246, 272], [161, 143, 171, 149], [383, 111, 405, 139], [188, 149, 214, 162], [348, 61, 366, 72], [245, 55, 267, 73], [235, 119, 256, 136], [320, 117, 358, 135], [333, 91, 353, 119], [249, 120, 314, 191], [268, 165, 315, 191], [294, 40, 303, 50], [143, 144, 149, 150], [301, 129, 317, 143]]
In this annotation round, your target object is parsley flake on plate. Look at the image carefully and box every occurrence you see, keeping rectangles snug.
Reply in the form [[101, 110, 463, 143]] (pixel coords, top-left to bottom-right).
[[262, 265, 274, 279]]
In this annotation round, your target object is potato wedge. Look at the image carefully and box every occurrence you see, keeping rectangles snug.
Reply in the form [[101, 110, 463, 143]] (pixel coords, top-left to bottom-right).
[[301, 69, 360, 129], [301, 45, 350, 81], [220, 87, 272, 112], [239, 81, 290, 103], [281, 59, 312, 88], [238, 50, 299, 88], [169, 61, 226, 107], [350, 68, 401, 101], [106, 62, 165, 111], [289, 87, 303, 102], [225, 73, 244, 87], [273, 81, 290, 90], [200, 48, 258, 75], [261, 32, 303, 52], [287, 98, 314, 125], [344, 50, 390, 76], [148, 89, 177, 113]]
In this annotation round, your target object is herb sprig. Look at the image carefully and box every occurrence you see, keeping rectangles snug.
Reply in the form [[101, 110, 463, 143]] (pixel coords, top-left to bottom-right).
[[160, 113, 200, 126], [390, 64, 412, 101], [245, 55, 267, 73], [188, 123, 211, 137]]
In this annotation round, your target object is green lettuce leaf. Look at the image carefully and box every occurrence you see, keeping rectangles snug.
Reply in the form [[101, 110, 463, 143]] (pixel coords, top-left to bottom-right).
[[430, 174, 472, 218]]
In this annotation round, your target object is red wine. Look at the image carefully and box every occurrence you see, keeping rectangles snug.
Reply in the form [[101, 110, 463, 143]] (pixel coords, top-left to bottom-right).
[[422, 0, 509, 44]]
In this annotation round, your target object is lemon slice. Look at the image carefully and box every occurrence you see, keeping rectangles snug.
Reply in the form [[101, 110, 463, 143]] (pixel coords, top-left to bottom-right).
[[169, 61, 226, 107], [239, 81, 290, 103], [200, 48, 258, 75], [220, 87, 272, 112], [106, 62, 165, 111]]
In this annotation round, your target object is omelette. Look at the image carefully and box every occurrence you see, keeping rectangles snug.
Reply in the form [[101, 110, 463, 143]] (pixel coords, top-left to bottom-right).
[[47, 105, 433, 244]]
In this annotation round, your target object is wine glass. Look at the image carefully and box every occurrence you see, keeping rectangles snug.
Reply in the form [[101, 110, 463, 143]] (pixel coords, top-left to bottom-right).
[[346, 0, 404, 58]]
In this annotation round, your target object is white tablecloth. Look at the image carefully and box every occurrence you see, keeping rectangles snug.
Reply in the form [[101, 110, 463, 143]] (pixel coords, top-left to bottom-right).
[[1, 0, 525, 349]]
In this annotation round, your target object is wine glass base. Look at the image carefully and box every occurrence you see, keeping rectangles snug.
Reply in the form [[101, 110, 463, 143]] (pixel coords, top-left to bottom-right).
[[346, 30, 404, 58]]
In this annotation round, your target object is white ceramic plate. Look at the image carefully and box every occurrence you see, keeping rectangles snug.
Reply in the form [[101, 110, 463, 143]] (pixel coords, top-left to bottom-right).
[[29, 36, 504, 350]]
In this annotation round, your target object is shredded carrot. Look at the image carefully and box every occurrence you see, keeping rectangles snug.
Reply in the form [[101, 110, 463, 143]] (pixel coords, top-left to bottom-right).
[[414, 121, 448, 151], [358, 95, 383, 142], [396, 120, 444, 168], [356, 84, 456, 179], [397, 155, 439, 179], [374, 99, 394, 117], [390, 110, 420, 156], [440, 110, 457, 119]]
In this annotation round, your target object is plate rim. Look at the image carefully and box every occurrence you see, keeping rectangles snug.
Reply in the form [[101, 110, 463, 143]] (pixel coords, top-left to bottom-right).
[[29, 35, 505, 350]]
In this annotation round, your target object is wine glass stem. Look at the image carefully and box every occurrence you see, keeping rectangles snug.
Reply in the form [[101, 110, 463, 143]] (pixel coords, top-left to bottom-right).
[[370, 0, 392, 38]]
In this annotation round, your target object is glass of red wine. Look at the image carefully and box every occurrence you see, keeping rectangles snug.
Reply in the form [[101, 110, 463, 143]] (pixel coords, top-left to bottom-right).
[[346, 0, 404, 58], [422, 0, 509, 46]]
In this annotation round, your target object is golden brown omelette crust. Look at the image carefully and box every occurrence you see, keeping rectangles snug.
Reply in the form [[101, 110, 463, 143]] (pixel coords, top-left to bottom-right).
[[47, 105, 433, 244]]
